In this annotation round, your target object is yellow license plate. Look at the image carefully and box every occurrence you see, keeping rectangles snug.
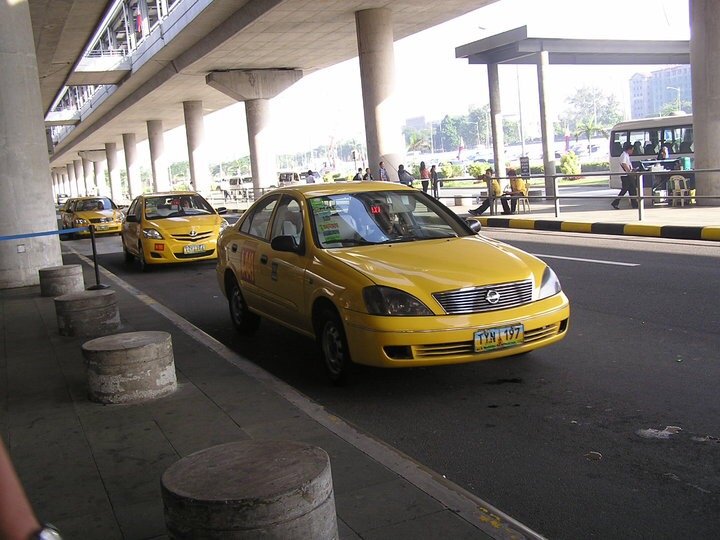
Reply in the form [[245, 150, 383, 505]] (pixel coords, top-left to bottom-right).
[[96, 225, 108, 231], [183, 244, 206, 254], [474, 324, 524, 352]]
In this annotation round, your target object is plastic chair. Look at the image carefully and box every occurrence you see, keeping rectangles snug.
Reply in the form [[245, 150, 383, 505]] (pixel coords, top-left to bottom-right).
[[668, 175, 691, 207], [515, 196, 530, 214]]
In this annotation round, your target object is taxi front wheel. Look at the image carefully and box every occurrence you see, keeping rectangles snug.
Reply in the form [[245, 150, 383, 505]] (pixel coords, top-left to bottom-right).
[[317, 308, 353, 385], [228, 280, 260, 335]]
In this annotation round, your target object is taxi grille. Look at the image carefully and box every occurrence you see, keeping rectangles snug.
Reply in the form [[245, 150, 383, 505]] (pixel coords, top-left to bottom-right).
[[410, 322, 563, 359], [432, 279, 533, 314], [174, 249, 215, 259], [90, 217, 114, 223], [171, 231, 213, 242]]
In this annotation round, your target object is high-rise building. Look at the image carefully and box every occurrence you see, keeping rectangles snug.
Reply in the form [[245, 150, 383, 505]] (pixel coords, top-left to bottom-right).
[[629, 65, 692, 119]]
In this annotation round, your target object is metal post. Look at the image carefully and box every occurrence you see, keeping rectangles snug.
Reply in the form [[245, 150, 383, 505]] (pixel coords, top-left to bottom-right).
[[87, 225, 109, 290], [553, 175, 560, 218], [637, 174, 644, 221]]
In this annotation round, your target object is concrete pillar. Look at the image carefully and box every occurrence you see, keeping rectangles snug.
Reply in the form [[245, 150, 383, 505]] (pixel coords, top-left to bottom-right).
[[690, 0, 720, 204], [67, 163, 78, 197], [61, 171, 69, 195], [82, 156, 94, 195], [206, 69, 303, 192], [183, 101, 210, 194], [51, 172, 57, 199], [488, 63, 507, 181], [355, 8, 404, 182], [106, 142, 123, 202], [0, 0, 62, 288], [147, 120, 170, 192], [94, 160, 109, 197], [536, 51, 556, 197], [123, 133, 142, 198], [74, 160, 84, 196]]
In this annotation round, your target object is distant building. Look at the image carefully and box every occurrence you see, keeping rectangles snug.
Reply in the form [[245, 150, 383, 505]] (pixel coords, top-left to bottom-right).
[[629, 65, 692, 119], [404, 116, 427, 131]]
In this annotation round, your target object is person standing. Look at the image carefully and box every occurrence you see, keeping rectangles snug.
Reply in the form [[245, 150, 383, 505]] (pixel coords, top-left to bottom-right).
[[611, 141, 638, 209], [305, 169, 316, 183], [353, 168, 363, 181], [397, 164, 414, 186], [378, 161, 389, 181], [430, 165, 440, 198], [419, 161, 430, 193], [363, 168, 373, 180]]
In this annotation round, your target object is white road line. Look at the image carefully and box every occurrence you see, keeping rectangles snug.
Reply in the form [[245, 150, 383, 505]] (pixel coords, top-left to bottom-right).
[[533, 254, 640, 267]]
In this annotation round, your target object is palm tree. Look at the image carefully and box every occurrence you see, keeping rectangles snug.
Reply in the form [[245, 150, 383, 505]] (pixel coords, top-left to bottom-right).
[[406, 130, 431, 153], [575, 118, 607, 152]]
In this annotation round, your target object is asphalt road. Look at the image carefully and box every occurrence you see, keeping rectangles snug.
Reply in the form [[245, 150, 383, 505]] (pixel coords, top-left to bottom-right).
[[80, 230, 720, 539]]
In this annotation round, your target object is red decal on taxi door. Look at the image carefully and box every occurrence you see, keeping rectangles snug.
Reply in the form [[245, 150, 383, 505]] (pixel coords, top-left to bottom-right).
[[240, 248, 255, 284]]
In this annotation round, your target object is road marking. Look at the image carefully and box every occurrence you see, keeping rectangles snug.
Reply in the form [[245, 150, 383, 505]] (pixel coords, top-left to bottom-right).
[[533, 253, 639, 267]]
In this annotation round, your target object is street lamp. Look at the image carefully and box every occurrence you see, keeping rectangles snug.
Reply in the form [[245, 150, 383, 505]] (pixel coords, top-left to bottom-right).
[[667, 86, 681, 112]]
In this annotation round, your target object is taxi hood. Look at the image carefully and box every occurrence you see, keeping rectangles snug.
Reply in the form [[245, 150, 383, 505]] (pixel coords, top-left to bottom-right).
[[326, 236, 544, 290], [145, 214, 222, 232]]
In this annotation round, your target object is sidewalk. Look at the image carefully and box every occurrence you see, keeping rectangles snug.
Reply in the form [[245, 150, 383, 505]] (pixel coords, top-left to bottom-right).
[[1, 254, 539, 540], [447, 187, 720, 241]]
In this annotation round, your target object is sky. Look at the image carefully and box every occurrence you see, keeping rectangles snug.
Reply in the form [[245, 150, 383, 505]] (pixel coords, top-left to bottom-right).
[[160, 0, 690, 165]]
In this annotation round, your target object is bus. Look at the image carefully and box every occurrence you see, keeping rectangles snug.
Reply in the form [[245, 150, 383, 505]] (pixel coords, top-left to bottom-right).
[[608, 114, 693, 188]]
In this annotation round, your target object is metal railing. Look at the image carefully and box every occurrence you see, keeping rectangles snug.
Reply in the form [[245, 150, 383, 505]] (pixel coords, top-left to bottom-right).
[[436, 168, 718, 221]]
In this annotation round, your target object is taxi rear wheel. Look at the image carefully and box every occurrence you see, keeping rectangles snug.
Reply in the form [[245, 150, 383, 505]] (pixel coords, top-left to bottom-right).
[[317, 307, 352, 385], [122, 239, 133, 263], [228, 280, 260, 335]]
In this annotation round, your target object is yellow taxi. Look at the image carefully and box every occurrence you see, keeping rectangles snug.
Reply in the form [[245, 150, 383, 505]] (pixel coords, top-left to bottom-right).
[[60, 196, 124, 238], [216, 182, 570, 383], [121, 191, 228, 271]]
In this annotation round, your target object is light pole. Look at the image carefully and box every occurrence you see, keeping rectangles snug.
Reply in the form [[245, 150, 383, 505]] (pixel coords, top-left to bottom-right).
[[667, 86, 681, 112]]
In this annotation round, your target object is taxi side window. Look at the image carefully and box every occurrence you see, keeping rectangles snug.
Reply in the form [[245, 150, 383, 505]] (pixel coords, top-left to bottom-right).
[[270, 197, 303, 244], [241, 196, 278, 239], [126, 198, 140, 218]]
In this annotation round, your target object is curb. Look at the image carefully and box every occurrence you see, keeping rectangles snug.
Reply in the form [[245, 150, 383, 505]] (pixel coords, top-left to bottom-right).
[[476, 217, 720, 241]]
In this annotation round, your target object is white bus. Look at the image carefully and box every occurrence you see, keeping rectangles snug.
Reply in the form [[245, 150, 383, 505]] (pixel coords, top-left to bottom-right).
[[608, 114, 693, 188]]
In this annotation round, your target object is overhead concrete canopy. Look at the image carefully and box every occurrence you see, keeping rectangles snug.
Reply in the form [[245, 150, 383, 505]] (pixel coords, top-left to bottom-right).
[[28, 0, 499, 169], [456, 26, 689, 65]]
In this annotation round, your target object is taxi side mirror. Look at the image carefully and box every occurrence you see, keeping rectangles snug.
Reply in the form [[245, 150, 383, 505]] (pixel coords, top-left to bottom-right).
[[216, 207, 228, 215], [465, 218, 482, 233], [271, 235, 303, 255], [125, 215, 138, 223]]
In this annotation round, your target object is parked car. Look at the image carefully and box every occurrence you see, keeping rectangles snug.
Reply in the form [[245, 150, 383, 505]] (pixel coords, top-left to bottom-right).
[[121, 191, 228, 271], [60, 196, 123, 238], [216, 182, 570, 383], [56, 193, 70, 205]]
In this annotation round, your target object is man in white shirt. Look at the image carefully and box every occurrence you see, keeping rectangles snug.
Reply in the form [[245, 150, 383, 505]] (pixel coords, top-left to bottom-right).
[[611, 141, 638, 209], [378, 161, 389, 182]]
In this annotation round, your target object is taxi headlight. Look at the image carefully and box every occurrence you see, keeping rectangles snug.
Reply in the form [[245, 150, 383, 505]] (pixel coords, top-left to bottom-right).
[[538, 266, 562, 300], [142, 228, 164, 240], [73, 218, 89, 226], [363, 286, 433, 316]]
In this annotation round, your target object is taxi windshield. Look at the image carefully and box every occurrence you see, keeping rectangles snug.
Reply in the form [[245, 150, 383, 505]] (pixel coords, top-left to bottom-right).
[[309, 190, 469, 248], [77, 198, 114, 211], [144, 195, 214, 219]]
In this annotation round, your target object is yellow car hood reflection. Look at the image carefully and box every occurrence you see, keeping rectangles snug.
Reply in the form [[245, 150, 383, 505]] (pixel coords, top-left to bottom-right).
[[326, 236, 541, 290], [145, 215, 223, 232], [75, 209, 121, 220]]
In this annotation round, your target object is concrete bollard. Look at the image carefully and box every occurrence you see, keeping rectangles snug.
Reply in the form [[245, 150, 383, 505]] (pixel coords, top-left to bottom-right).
[[82, 331, 177, 404], [162, 440, 338, 539], [39, 264, 84, 297], [54, 289, 121, 337]]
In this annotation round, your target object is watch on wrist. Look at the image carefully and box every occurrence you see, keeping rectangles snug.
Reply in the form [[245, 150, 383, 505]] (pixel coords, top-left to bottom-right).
[[32, 523, 62, 540]]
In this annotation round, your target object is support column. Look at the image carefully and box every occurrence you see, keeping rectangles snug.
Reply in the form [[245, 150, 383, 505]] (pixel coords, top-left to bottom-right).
[[74, 160, 84, 196], [67, 163, 77, 197], [94, 160, 108, 197], [355, 8, 404, 182], [123, 133, 142, 198], [0, 0, 62, 287], [206, 69, 303, 192], [488, 63, 506, 181], [51, 172, 58, 198], [183, 101, 209, 195], [82, 156, 94, 195], [106, 142, 123, 202], [61, 170, 69, 195], [690, 0, 720, 204], [147, 120, 170, 192], [536, 51, 556, 197]]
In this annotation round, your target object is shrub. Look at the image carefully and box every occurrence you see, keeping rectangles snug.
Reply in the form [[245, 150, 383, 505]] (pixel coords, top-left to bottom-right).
[[440, 163, 465, 179], [580, 161, 610, 172], [467, 163, 487, 179], [559, 151, 581, 178]]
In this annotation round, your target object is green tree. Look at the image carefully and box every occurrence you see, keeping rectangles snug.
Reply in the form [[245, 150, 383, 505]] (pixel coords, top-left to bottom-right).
[[503, 118, 520, 145], [439, 115, 461, 151], [558, 86, 623, 134], [575, 118, 607, 149], [659, 100, 693, 117], [405, 130, 431, 153]]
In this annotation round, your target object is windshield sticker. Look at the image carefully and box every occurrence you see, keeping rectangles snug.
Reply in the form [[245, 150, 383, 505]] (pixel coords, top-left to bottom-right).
[[240, 248, 255, 284], [318, 221, 341, 243]]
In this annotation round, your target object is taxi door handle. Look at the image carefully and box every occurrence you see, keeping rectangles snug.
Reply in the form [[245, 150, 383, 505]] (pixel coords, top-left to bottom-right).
[[260, 254, 268, 264], [231, 244, 238, 252]]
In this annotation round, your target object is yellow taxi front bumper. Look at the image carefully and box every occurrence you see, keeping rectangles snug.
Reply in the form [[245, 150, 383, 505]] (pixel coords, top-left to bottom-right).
[[342, 292, 570, 368], [141, 238, 218, 264]]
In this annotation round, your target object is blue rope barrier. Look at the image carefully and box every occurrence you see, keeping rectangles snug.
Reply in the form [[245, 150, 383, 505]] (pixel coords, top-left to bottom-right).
[[0, 227, 88, 241]]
